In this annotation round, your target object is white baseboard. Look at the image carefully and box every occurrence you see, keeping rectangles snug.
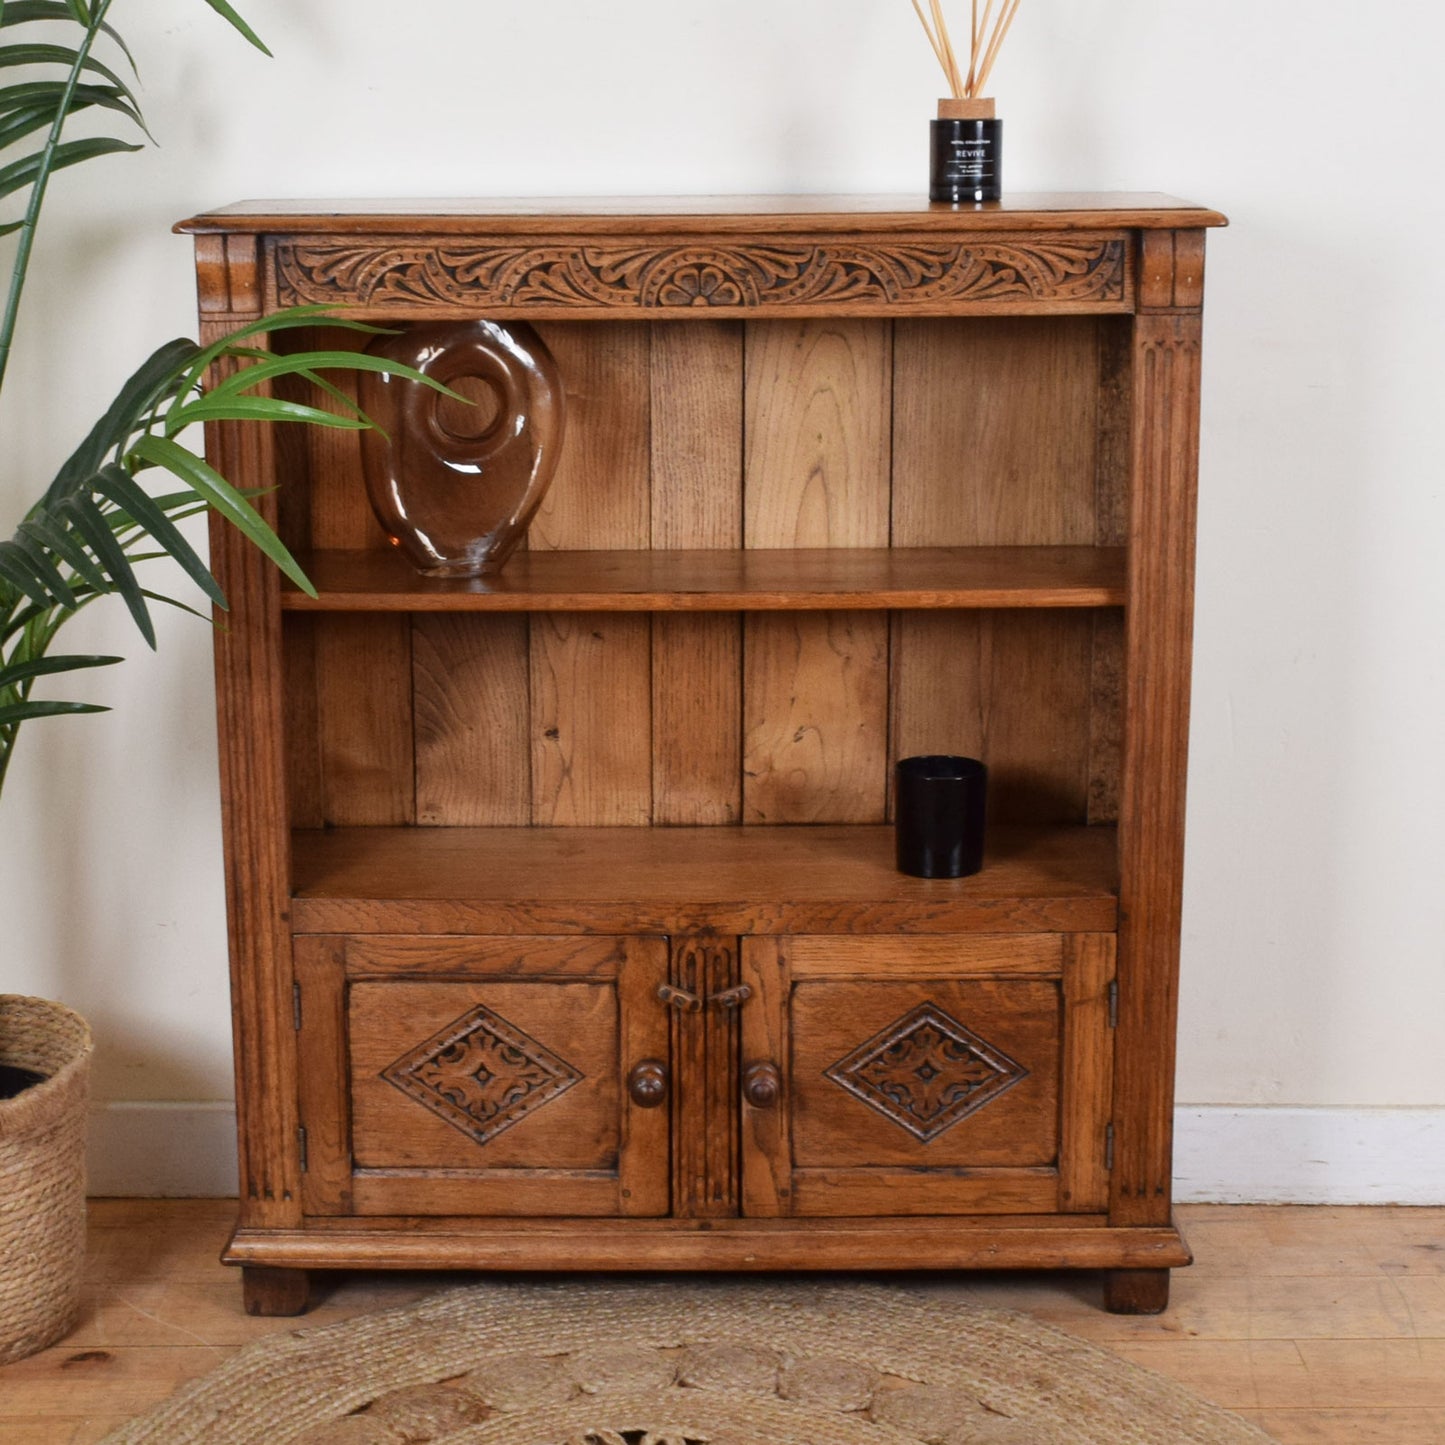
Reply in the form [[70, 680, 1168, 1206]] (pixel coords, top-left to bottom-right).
[[1172, 1106, 1445, 1205], [85, 1101, 1445, 1204], [88, 1101, 239, 1198]]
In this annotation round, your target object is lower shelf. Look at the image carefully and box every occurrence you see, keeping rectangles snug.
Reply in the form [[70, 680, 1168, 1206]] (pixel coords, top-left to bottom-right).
[[226, 1215, 1191, 1273], [290, 823, 1118, 935]]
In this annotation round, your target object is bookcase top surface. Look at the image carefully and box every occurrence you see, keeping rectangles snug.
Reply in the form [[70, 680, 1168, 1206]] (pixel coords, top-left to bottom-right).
[[177, 193, 1226, 235]]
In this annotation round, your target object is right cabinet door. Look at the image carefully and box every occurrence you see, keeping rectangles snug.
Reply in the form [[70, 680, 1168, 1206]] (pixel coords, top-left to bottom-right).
[[739, 933, 1115, 1217]]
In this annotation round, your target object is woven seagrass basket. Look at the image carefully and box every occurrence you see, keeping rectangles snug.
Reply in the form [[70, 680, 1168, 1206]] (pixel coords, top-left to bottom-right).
[[0, 994, 92, 1365]]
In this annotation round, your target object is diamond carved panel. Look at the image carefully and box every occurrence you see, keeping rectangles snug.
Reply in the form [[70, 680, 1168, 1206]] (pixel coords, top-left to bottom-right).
[[825, 1003, 1028, 1141], [382, 1004, 582, 1146]]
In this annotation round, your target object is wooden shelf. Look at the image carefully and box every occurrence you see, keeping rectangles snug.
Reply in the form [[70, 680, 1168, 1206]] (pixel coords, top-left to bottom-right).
[[281, 546, 1126, 613], [290, 824, 1118, 935], [180, 192, 1229, 235]]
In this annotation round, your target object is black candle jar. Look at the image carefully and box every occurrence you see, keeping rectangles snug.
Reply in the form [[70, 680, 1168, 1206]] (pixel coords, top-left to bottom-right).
[[930, 98, 1001, 204], [894, 755, 988, 878]]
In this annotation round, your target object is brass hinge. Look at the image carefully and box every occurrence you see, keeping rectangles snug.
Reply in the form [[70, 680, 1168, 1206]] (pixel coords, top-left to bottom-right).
[[1107, 980, 1119, 1029], [1104, 1122, 1115, 1171], [297, 1124, 309, 1173], [293, 982, 303, 1032]]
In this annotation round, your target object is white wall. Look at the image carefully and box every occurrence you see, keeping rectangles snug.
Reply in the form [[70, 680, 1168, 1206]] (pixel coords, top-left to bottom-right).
[[2, 0, 1441, 1198]]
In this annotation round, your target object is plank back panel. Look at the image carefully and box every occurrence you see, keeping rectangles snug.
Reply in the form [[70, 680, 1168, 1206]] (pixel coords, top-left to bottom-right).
[[276, 317, 1124, 831], [530, 322, 651, 551], [744, 320, 891, 549], [651, 322, 745, 825], [651, 321, 743, 549], [273, 325, 379, 553], [890, 317, 1116, 826], [892, 318, 1101, 545], [653, 614, 743, 825], [743, 321, 891, 824], [522, 325, 654, 826], [414, 614, 531, 826], [313, 614, 415, 826], [282, 616, 323, 829], [531, 612, 652, 826], [743, 611, 889, 824], [890, 611, 1095, 824]]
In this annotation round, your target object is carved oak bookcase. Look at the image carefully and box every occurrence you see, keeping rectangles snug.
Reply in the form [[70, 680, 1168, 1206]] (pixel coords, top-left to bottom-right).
[[179, 194, 1225, 1317]]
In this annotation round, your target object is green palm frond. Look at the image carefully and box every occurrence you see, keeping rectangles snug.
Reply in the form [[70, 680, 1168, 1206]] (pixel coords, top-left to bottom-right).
[[0, 2, 461, 798], [0, 325, 453, 792]]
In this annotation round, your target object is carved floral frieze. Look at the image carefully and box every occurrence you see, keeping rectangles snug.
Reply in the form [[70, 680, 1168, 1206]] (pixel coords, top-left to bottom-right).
[[272, 237, 1128, 313]]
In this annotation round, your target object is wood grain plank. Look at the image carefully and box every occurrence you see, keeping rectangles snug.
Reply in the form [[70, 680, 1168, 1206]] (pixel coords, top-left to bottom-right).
[[790, 1169, 1060, 1217], [523, 325, 653, 825], [1112, 289, 1204, 1228], [617, 936, 672, 1217], [665, 935, 745, 1220], [530, 613, 651, 825], [281, 615, 322, 829], [314, 614, 414, 826], [281, 545, 1126, 612], [652, 614, 742, 825], [529, 322, 650, 551], [744, 320, 891, 548], [889, 318, 1103, 827], [739, 937, 791, 1217], [1110, 1339, 1445, 1411], [1087, 318, 1130, 825], [650, 321, 743, 549], [201, 360, 302, 1227], [890, 611, 1094, 824], [293, 937, 352, 1216], [649, 322, 745, 825], [276, 325, 377, 551], [341, 935, 626, 979], [786, 933, 1064, 978], [289, 823, 1120, 936], [1059, 933, 1116, 1213], [1239, 1410, 1445, 1445], [226, 1219, 1189, 1271], [669, 935, 709, 1218], [186, 194, 1226, 232], [1087, 609, 1124, 824], [743, 612, 888, 823], [413, 614, 531, 825], [1095, 317, 1133, 549], [892, 317, 1100, 548]]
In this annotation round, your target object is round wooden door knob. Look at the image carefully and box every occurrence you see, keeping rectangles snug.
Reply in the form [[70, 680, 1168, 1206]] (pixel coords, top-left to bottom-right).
[[742, 1062, 782, 1109], [627, 1059, 669, 1108]]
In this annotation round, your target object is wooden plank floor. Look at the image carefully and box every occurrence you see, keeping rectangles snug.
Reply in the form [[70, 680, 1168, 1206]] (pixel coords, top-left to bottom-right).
[[0, 1202, 1441, 1443]]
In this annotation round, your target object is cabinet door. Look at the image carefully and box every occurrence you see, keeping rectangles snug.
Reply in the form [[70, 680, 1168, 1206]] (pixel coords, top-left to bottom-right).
[[739, 934, 1114, 1217], [294, 934, 670, 1217]]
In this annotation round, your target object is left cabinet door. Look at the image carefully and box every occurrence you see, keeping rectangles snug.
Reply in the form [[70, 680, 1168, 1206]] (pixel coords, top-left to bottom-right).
[[292, 934, 671, 1217]]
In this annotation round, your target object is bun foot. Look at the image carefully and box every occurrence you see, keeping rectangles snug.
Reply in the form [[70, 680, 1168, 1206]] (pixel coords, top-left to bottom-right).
[[1104, 1268, 1171, 1314], [242, 1265, 310, 1317]]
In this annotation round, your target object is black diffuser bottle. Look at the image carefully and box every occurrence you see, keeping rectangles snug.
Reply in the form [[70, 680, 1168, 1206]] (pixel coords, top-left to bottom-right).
[[930, 97, 1001, 203]]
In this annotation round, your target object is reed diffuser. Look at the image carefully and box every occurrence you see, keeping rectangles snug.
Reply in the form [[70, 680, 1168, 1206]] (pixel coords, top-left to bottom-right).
[[911, 0, 1021, 202]]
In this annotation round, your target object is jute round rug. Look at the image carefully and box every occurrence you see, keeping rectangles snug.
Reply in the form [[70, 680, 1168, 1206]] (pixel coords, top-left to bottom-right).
[[101, 1280, 1270, 1445]]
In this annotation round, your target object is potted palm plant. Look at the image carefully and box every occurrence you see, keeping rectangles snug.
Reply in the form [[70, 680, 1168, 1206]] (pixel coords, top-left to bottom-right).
[[0, 0, 440, 1363]]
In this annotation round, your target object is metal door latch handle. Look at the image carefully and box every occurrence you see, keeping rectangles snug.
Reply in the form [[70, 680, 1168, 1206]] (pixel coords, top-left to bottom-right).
[[709, 984, 753, 1011], [656, 983, 703, 1014]]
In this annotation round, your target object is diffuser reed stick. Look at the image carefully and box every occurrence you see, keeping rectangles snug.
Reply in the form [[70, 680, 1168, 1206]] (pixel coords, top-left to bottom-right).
[[911, 0, 1021, 99]]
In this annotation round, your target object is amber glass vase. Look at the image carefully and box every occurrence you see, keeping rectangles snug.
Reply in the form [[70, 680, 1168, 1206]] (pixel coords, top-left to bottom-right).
[[359, 320, 566, 576]]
